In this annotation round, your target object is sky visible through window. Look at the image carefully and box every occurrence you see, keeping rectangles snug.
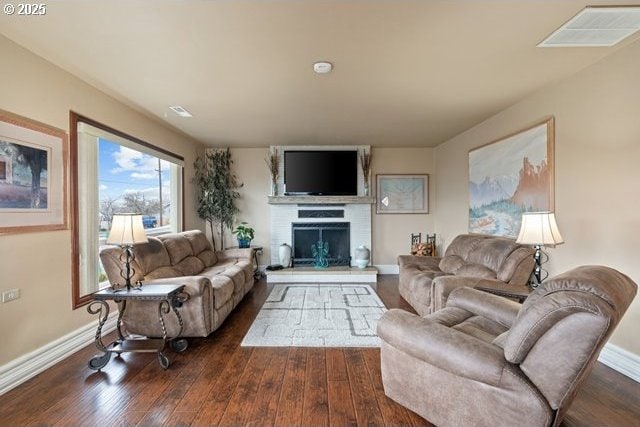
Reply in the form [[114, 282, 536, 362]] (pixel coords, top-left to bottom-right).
[[98, 138, 171, 229]]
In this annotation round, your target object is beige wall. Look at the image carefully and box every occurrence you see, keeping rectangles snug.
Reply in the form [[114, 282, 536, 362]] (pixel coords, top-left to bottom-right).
[[372, 147, 435, 265], [0, 36, 204, 365], [227, 148, 271, 263], [434, 39, 640, 355]]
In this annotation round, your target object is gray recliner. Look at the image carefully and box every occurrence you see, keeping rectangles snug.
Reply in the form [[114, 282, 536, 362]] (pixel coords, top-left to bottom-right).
[[378, 265, 637, 427]]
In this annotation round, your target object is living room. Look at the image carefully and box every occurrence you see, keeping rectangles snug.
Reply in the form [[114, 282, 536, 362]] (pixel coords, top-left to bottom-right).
[[1, 1, 639, 426]]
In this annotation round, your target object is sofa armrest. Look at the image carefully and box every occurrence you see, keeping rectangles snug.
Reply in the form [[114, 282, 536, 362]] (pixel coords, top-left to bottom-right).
[[144, 276, 211, 297], [378, 309, 506, 386], [397, 255, 442, 269], [430, 275, 486, 312], [446, 287, 521, 328], [216, 248, 254, 261]]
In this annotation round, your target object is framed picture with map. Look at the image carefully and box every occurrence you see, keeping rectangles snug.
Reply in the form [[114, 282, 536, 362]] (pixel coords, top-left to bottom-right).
[[376, 174, 429, 214]]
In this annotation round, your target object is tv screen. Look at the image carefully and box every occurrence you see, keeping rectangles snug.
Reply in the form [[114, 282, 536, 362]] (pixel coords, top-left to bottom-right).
[[284, 150, 358, 195]]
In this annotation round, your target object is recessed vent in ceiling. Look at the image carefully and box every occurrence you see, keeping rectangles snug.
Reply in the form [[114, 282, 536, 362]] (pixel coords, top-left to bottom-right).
[[169, 105, 193, 117], [539, 6, 640, 47]]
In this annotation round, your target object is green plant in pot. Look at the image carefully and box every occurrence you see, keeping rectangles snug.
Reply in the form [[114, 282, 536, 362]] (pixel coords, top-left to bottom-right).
[[232, 222, 255, 248]]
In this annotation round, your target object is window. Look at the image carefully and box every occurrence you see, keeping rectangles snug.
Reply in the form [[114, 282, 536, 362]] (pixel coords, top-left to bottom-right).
[[71, 113, 184, 308]]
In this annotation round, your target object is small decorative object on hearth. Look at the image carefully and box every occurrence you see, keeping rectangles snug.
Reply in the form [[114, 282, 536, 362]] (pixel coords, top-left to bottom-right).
[[516, 211, 564, 287], [279, 243, 292, 268], [311, 240, 329, 269], [232, 222, 254, 248], [265, 148, 279, 196], [360, 150, 372, 196], [106, 213, 148, 292], [354, 245, 370, 268]]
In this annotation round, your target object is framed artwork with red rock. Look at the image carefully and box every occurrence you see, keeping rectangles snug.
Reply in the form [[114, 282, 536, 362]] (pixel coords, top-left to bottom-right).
[[468, 117, 554, 237]]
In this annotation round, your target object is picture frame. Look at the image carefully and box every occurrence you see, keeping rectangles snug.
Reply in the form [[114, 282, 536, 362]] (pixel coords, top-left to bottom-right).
[[376, 174, 429, 214], [0, 109, 68, 234], [468, 117, 554, 237]]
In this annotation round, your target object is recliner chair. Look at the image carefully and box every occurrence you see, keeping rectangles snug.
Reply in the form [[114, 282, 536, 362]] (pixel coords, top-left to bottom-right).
[[377, 265, 637, 427]]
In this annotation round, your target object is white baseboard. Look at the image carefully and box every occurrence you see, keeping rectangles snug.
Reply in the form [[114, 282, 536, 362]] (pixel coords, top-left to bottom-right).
[[375, 264, 399, 274], [598, 342, 640, 383], [0, 311, 118, 395]]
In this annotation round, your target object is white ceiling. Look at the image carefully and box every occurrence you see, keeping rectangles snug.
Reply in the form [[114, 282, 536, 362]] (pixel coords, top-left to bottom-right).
[[1, 0, 639, 148]]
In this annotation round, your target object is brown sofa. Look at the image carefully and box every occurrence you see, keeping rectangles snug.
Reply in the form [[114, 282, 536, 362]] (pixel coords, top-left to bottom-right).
[[100, 230, 254, 337], [378, 265, 638, 427], [398, 234, 535, 315]]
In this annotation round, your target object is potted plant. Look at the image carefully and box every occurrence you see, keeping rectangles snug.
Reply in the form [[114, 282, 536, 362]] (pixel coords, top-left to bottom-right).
[[193, 148, 242, 250], [232, 222, 255, 248]]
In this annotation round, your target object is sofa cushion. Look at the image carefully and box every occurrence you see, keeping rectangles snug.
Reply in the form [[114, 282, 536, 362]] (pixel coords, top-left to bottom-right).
[[455, 263, 497, 279], [183, 230, 218, 266], [144, 266, 180, 280], [467, 237, 521, 273], [173, 255, 205, 276], [439, 255, 465, 274], [158, 234, 194, 265], [133, 236, 171, 275]]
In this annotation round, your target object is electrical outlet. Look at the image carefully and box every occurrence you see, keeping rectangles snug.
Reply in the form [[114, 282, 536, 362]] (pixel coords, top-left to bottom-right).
[[2, 289, 20, 303]]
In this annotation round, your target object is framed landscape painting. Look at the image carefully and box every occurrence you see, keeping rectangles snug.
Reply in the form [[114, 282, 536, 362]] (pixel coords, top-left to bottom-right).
[[0, 110, 68, 233], [376, 174, 429, 214], [468, 118, 554, 237]]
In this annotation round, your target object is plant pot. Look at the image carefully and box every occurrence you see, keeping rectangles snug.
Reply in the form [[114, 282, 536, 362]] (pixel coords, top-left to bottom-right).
[[238, 238, 251, 248]]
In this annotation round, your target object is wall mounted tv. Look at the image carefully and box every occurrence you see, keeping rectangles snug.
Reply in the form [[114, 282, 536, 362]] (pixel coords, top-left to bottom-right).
[[284, 150, 358, 196]]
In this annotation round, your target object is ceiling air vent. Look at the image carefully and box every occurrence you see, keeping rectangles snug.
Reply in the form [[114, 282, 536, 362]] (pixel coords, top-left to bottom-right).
[[169, 105, 193, 118], [539, 6, 640, 47]]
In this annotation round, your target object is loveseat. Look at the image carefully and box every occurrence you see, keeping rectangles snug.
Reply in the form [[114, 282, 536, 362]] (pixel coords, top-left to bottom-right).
[[398, 233, 534, 315], [100, 230, 254, 337], [378, 265, 638, 427]]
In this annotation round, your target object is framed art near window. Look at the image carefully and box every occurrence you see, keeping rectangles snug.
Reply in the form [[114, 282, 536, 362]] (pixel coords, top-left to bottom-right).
[[468, 117, 554, 237], [376, 174, 429, 214], [0, 110, 68, 234]]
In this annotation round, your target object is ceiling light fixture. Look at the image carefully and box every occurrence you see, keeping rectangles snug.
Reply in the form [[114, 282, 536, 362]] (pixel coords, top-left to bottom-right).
[[539, 6, 640, 47], [169, 105, 193, 117], [313, 61, 333, 74]]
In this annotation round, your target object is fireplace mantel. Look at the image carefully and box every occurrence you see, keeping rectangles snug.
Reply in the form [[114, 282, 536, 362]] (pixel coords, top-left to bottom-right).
[[268, 195, 375, 205]]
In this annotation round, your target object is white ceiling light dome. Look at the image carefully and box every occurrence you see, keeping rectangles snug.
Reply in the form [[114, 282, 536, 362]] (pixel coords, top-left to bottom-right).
[[313, 61, 333, 74]]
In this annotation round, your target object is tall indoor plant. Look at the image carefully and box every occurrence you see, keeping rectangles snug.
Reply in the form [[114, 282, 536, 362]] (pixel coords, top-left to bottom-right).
[[193, 148, 242, 250]]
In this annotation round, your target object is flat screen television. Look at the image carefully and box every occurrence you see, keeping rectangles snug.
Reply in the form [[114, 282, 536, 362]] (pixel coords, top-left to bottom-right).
[[284, 150, 358, 196]]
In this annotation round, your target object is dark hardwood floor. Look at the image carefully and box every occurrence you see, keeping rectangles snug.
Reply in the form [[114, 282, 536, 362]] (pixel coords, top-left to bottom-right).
[[1, 275, 639, 426]]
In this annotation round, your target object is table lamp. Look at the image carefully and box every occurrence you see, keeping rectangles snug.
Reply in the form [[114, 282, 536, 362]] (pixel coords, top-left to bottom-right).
[[106, 213, 148, 291], [516, 211, 564, 287]]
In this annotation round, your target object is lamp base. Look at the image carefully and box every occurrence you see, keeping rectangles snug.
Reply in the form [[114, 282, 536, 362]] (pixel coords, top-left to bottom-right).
[[531, 245, 550, 288]]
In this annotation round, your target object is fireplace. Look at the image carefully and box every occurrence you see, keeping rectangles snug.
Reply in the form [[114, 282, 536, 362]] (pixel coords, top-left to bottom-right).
[[291, 222, 350, 266]]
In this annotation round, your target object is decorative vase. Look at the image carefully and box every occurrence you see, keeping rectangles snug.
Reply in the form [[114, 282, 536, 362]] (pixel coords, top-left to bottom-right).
[[363, 180, 370, 196], [279, 243, 292, 267], [271, 181, 278, 196], [238, 238, 251, 249], [311, 240, 329, 269], [354, 245, 370, 268]]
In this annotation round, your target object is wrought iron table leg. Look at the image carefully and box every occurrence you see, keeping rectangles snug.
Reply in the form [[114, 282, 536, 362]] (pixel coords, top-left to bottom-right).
[[157, 300, 171, 369], [169, 300, 188, 353], [87, 301, 112, 371]]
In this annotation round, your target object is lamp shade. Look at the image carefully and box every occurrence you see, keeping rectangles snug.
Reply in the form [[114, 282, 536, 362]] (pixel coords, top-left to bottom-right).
[[106, 213, 149, 246], [516, 211, 564, 247]]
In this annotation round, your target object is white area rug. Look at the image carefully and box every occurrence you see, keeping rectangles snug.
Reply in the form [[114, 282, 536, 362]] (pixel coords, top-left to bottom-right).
[[241, 284, 387, 347]]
